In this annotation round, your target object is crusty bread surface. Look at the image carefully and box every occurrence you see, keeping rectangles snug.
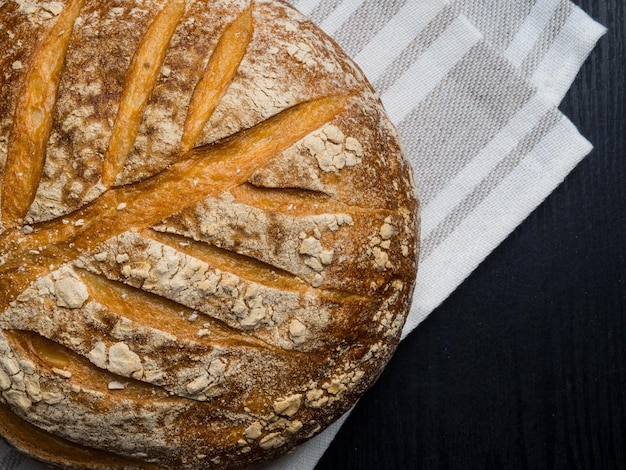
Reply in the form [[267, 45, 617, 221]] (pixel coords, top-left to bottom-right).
[[0, 0, 419, 468]]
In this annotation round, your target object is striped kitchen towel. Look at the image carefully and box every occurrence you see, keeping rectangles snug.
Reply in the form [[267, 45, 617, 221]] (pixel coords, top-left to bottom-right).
[[261, 0, 606, 468], [0, 0, 605, 469]]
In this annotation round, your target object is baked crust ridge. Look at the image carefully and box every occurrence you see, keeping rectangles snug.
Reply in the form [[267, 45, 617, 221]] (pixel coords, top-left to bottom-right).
[[0, 1, 419, 468]]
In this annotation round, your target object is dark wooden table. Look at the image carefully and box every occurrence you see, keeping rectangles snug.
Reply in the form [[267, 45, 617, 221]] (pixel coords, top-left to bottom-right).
[[317, 1, 626, 469]]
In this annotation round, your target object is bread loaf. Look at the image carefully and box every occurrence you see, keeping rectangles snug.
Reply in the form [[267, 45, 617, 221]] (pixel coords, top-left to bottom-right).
[[0, 0, 419, 468]]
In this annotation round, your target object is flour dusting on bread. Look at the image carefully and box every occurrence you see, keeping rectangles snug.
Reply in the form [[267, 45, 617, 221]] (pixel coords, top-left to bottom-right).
[[0, 1, 418, 468]]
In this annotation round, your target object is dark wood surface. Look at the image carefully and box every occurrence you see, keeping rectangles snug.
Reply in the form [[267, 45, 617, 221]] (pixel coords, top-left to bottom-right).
[[317, 1, 626, 469]]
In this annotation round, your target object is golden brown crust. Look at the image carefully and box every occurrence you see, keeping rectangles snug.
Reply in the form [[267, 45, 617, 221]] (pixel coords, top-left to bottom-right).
[[0, 0, 419, 469]]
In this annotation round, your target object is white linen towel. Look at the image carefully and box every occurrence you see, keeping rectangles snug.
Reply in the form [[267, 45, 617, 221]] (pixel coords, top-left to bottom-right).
[[0, 0, 605, 469], [262, 0, 606, 468]]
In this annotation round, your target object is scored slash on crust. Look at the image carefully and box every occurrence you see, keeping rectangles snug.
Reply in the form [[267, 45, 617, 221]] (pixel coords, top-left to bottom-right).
[[0, 0, 86, 227], [180, 3, 255, 154], [101, 0, 187, 187]]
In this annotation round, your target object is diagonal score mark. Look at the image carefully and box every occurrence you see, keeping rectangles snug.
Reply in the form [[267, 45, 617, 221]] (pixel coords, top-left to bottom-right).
[[78, 268, 291, 353], [180, 3, 255, 154], [72, 93, 353, 249], [101, 0, 187, 187], [149, 228, 373, 302], [231, 183, 397, 217], [5, 329, 173, 401], [146, 229, 310, 295], [0, 92, 351, 309], [0, 0, 86, 229]]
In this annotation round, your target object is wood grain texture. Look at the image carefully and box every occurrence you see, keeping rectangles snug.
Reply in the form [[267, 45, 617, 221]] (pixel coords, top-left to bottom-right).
[[317, 0, 626, 469]]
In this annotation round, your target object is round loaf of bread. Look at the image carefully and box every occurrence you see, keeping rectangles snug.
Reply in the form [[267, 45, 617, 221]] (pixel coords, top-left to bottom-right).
[[0, 0, 419, 468]]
